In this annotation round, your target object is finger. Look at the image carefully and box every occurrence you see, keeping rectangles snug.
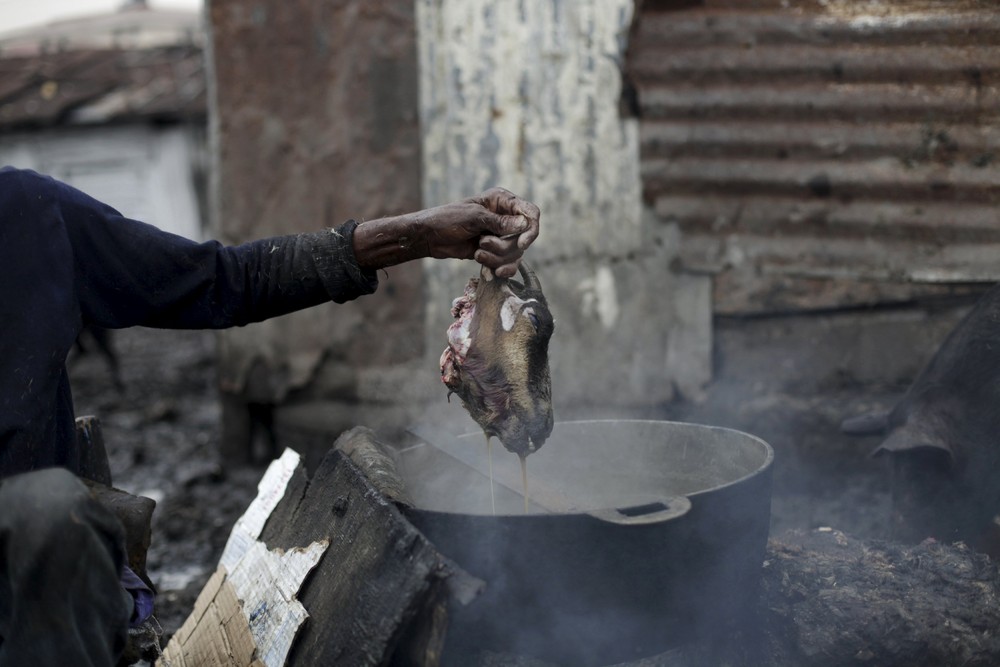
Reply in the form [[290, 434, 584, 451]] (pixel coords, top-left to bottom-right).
[[474, 187, 537, 221], [516, 213, 540, 250], [474, 247, 522, 279], [512, 198, 541, 224], [478, 235, 524, 269], [494, 261, 519, 279], [472, 186, 514, 210], [479, 212, 530, 238], [502, 196, 540, 249], [478, 234, 519, 257]]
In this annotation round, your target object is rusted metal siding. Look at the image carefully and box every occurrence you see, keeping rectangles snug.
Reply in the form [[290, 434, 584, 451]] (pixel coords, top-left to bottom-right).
[[628, 0, 1000, 314]]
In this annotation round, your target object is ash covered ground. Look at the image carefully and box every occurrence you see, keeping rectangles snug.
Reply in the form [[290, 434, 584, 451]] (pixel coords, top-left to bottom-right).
[[67, 325, 899, 643], [69, 326, 259, 638]]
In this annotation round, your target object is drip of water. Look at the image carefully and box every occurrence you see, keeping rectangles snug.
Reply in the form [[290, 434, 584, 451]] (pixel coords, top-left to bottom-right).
[[486, 434, 496, 516], [520, 454, 529, 514]]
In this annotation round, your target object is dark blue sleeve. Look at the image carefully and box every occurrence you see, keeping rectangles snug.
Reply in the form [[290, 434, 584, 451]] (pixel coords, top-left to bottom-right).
[[45, 172, 378, 329]]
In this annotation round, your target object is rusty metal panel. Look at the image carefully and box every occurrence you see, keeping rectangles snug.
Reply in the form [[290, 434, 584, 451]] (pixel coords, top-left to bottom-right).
[[209, 0, 424, 442], [628, 0, 1000, 314]]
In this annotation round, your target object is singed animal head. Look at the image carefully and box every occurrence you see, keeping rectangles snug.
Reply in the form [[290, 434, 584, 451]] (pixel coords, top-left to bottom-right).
[[445, 262, 555, 457]]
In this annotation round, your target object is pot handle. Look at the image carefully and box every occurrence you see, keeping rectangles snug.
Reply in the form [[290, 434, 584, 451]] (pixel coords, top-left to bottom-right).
[[586, 496, 692, 526]]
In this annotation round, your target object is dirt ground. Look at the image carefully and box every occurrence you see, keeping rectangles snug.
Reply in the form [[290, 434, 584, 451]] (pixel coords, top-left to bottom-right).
[[67, 324, 902, 644], [69, 326, 260, 637]]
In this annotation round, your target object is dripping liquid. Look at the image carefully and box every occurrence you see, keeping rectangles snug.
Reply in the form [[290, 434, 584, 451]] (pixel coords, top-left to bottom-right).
[[520, 454, 529, 514], [485, 436, 532, 515], [486, 435, 496, 516]]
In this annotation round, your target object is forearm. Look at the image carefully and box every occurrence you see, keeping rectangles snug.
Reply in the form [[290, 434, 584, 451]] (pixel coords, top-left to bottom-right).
[[157, 221, 379, 326], [352, 212, 435, 270], [68, 204, 377, 328]]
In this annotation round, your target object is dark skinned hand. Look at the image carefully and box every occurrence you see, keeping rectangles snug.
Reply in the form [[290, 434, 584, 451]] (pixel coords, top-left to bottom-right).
[[352, 187, 541, 278]]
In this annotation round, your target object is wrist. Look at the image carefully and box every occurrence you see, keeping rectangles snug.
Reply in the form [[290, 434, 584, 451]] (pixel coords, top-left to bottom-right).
[[310, 220, 379, 303], [352, 214, 429, 269]]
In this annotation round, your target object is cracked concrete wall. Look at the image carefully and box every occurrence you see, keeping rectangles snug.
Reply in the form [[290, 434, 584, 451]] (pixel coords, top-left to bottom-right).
[[415, 0, 711, 411]]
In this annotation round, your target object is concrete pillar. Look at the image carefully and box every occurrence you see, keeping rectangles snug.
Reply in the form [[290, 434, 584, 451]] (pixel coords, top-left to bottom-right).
[[415, 0, 711, 412]]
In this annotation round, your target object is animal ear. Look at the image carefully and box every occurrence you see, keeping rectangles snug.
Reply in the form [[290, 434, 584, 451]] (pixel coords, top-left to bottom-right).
[[841, 411, 889, 436], [870, 421, 954, 465]]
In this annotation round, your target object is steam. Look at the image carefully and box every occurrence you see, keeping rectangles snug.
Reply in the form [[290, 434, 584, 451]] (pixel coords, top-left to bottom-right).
[[398, 421, 774, 665]]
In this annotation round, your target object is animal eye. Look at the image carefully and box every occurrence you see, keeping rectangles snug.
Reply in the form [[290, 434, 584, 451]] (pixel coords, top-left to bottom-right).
[[527, 312, 540, 329]]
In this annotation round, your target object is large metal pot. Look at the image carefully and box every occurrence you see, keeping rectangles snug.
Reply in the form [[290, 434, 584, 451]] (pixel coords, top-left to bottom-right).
[[396, 420, 774, 665]]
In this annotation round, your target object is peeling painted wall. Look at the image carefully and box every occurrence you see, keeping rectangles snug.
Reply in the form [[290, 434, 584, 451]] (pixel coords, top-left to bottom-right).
[[416, 0, 711, 409], [417, 0, 642, 258]]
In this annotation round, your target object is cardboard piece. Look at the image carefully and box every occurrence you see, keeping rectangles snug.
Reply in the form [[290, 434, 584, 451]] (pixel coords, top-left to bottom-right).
[[160, 450, 326, 667], [161, 445, 481, 666], [160, 569, 260, 667]]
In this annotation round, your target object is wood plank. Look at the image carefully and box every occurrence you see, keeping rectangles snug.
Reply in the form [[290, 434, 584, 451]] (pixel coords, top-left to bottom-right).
[[258, 449, 482, 666]]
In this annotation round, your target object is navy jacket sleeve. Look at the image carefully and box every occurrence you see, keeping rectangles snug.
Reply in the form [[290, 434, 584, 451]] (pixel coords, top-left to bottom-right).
[[0, 166, 378, 478], [50, 173, 379, 329]]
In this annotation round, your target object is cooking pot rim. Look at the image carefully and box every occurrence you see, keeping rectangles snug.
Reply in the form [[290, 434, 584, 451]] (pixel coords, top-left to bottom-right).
[[438, 419, 774, 513]]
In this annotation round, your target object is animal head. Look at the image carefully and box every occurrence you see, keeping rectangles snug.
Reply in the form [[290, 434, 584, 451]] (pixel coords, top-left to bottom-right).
[[445, 261, 555, 457]]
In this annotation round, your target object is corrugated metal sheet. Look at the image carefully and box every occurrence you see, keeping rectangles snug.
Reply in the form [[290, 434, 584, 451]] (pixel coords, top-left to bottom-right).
[[628, 0, 1000, 314], [0, 46, 205, 130]]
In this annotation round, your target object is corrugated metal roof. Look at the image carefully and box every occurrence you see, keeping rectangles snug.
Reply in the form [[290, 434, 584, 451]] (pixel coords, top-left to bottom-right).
[[628, 0, 1000, 314], [0, 5, 202, 55], [0, 45, 205, 130]]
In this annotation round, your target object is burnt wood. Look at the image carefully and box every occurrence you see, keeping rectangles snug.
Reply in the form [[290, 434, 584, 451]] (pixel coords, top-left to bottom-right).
[[257, 448, 481, 667], [333, 426, 413, 508], [759, 529, 1000, 667], [81, 479, 156, 589], [75, 416, 156, 587], [75, 415, 112, 486]]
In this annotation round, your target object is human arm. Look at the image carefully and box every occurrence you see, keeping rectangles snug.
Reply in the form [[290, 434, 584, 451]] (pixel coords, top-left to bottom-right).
[[49, 176, 377, 329], [352, 187, 541, 278], [16, 170, 538, 330]]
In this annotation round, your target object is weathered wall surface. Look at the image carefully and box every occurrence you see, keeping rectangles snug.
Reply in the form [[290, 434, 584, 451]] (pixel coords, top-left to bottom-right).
[[208, 0, 425, 453], [208, 0, 996, 452], [415, 0, 712, 413], [417, 0, 642, 259]]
